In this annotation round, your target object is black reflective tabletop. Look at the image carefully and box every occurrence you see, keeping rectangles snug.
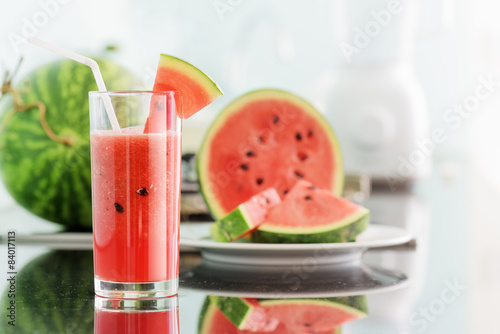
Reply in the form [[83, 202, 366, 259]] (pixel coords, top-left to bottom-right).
[[0, 164, 468, 334]]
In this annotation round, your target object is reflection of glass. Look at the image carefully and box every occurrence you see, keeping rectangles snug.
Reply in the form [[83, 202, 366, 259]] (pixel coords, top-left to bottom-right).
[[199, 295, 366, 333], [95, 296, 179, 334], [89, 92, 181, 298]]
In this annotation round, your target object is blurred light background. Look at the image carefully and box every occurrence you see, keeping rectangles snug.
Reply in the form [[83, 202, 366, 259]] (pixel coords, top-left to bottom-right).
[[1, 0, 500, 332]]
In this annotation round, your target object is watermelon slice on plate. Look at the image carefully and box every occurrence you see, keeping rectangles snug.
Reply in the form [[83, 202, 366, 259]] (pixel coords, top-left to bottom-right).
[[197, 89, 344, 220], [253, 180, 369, 243], [210, 188, 281, 242]]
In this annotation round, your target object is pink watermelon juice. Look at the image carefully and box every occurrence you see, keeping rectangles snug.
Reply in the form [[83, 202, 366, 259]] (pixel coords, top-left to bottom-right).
[[91, 127, 180, 286]]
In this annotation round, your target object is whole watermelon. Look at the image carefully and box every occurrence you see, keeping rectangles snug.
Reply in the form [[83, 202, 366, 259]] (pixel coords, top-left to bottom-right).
[[0, 250, 94, 333], [0, 59, 138, 230]]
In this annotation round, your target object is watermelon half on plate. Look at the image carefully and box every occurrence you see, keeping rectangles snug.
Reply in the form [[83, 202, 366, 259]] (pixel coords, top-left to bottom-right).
[[197, 89, 344, 220]]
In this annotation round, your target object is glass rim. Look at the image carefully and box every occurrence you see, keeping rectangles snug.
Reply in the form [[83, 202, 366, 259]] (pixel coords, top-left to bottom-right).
[[89, 90, 177, 96]]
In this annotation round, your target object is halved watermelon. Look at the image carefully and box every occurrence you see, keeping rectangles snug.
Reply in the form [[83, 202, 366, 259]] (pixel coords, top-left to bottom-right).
[[210, 188, 281, 242], [198, 296, 367, 334], [151, 54, 223, 119], [197, 89, 344, 220], [253, 180, 369, 243]]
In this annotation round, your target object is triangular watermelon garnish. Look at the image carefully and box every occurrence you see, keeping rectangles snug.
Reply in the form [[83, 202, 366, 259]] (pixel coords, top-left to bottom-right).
[[144, 54, 223, 133]]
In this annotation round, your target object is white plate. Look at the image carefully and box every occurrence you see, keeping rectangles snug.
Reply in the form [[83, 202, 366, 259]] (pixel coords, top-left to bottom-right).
[[180, 223, 412, 265]]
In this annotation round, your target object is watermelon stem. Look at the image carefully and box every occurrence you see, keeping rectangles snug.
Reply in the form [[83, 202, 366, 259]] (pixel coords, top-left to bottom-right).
[[0, 60, 73, 146]]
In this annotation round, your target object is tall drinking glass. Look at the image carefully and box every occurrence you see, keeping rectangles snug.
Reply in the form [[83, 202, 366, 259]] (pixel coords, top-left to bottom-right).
[[89, 91, 181, 298]]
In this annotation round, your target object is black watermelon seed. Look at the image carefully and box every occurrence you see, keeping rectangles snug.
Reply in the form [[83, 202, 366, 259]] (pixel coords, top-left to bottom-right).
[[114, 203, 124, 214], [265, 197, 270, 204], [295, 171, 304, 178], [241, 164, 249, 170], [257, 136, 264, 143], [308, 130, 313, 137], [273, 116, 279, 123], [256, 178, 264, 185], [246, 151, 255, 157], [298, 152, 308, 161], [296, 133, 302, 141], [136, 187, 149, 196], [305, 196, 312, 200], [305, 323, 312, 327], [284, 189, 289, 195]]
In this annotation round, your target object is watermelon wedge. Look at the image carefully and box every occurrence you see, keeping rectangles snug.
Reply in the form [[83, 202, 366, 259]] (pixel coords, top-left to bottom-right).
[[197, 89, 344, 220], [208, 296, 278, 332], [253, 180, 369, 243], [210, 188, 281, 242], [198, 296, 367, 334], [152, 54, 223, 119]]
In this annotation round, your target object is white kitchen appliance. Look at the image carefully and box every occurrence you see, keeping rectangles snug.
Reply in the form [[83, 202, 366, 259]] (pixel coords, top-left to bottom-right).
[[325, 0, 430, 184]]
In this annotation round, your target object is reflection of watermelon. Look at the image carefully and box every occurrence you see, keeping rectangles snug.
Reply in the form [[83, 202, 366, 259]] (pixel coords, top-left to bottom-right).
[[254, 180, 369, 243], [197, 89, 344, 220], [210, 188, 281, 242], [0, 59, 138, 229], [208, 296, 278, 331], [198, 296, 367, 334], [0, 251, 94, 333]]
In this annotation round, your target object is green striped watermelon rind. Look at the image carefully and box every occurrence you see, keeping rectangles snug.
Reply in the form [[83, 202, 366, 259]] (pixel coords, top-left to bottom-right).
[[155, 54, 223, 119], [198, 296, 367, 334], [210, 206, 255, 242], [258, 296, 368, 317], [210, 188, 281, 242], [158, 54, 222, 98], [252, 209, 370, 244], [208, 296, 261, 330], [0, 59, 138, 229], [197, 89, 344, 221]]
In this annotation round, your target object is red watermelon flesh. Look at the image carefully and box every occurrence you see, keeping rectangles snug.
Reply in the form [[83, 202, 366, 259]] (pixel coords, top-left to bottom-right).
[[152, 54, 223, 119], [197, 89, 344, 220], [143, 93, 176, 133], [265, 180, 362, 229], [206, 306, 339, 334], [241, 188, 281, 229], [201, 301, 343, 334], [260, 299, 362, 333], [254, 180, 369, 243], [210, 188, 281, 242], [239, 298, 280, 332]]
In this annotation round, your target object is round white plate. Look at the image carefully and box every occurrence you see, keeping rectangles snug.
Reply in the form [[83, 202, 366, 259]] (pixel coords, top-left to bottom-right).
[[180, 223, 412, 265]]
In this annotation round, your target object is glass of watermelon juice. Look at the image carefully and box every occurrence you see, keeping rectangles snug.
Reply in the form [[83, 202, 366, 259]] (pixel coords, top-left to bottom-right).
[[94, 295, 179, 334], [89, 91, 181, 298]]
